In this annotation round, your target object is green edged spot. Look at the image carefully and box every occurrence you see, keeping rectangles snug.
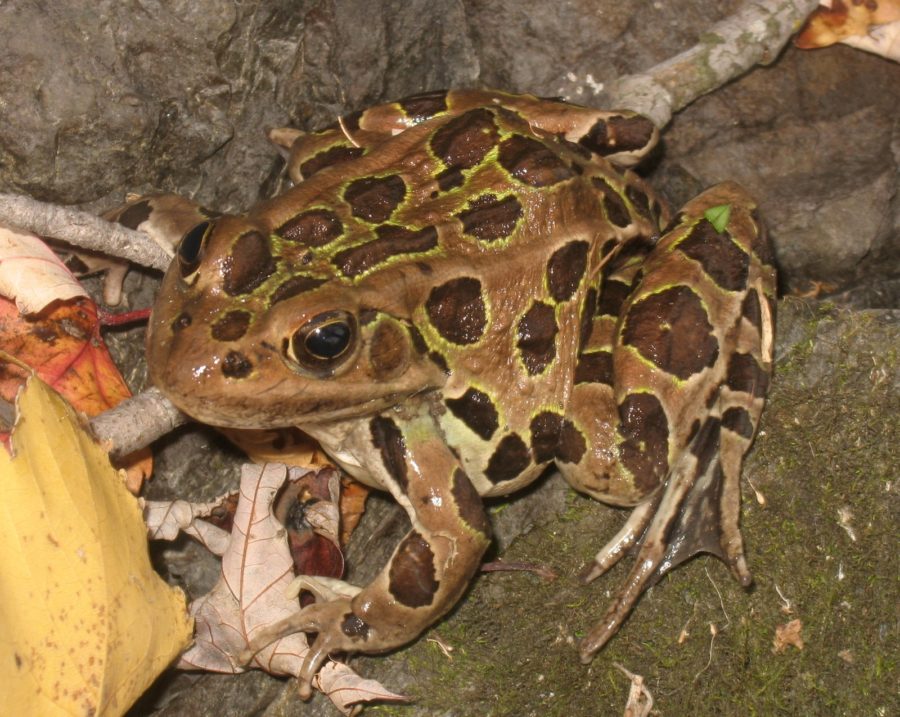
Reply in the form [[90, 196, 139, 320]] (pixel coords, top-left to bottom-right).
[[704, 204, 731, 233]]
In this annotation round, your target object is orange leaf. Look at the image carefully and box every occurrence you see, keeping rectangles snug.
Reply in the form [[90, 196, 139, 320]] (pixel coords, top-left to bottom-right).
[[0, 296, 152, 491], [795, 0, 900, 48]]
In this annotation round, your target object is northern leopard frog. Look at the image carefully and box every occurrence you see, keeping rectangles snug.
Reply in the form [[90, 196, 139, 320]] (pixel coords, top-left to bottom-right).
[[143, 90, 776, 689]]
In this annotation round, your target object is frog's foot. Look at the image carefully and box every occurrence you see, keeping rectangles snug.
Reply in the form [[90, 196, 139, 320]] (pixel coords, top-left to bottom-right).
[[241, 598, 360, 699], [579, 417, 752, 663]]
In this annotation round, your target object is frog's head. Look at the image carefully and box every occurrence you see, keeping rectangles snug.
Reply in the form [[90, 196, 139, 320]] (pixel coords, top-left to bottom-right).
[[147, 212, 447, 429]]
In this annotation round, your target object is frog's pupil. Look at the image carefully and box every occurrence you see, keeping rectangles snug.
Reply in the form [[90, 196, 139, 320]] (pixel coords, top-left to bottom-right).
[[178, 221, 210, 265], [305, 321, 351, 359]]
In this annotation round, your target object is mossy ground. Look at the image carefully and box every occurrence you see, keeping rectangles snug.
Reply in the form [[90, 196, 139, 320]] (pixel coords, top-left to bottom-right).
[[357, 300, 898, 716]]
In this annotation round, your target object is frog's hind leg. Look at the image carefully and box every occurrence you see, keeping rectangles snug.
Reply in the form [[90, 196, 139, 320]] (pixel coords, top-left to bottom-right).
[[576, 182, 776, 662]]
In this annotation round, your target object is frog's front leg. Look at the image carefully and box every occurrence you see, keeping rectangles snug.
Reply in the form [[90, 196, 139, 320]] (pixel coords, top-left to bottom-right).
[[246, 402, 491, 695]]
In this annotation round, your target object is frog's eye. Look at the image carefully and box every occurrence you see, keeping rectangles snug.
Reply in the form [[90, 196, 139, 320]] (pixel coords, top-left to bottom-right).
[[177, 221, 213, 278], [287, 310, 358, 373]]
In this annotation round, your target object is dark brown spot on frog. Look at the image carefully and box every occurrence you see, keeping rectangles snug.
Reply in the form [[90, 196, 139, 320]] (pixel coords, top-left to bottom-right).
[[574, 351, 613, 385], [618, 392, 669, 492], [678, 219, 750, 292], [430, 108, 499, 169], [625, 184, 652, 220], [222, 231, 276, 296], [426, 277, 486, 345], [299, 144, 365, 179], [398, 90, 448, 121], [530, 412, 586, 464], [690, 416, 722, 477], [436, 166, 464, 192], [722, 406, 754, 438], [686, 418, 701, 445], [270, 275, 326, 305], [579, 115, 656, 156], [221, 350, 253, 379], [726, 352, 769, 398], [369, 320, 408, 380], [211, 310, 251, 342], [359, 308, 379, 326], [662, 211, 687, 235], [597, 278, 631, 317], [456, 194, 522, 242], [451, 468, 491, 537], [750, 210, 775, 266], [370, 416, 408, 492], [340, 109, 362, 131], [276, 209, 343, 247], [484, 433, 531, 484], [547, 240, 589, 302], [517, 301, 558, 375], [333, 224, 438, 278], [623, 286, 719, 380], [498, 134, 574, 187], [592, 178, 632, 227], [428, 350, 450, 374], [115, 199, 152, 229], [445, 388, 499, 440], [740, 291, 762, 330], [579, 287, 598, 350], [407, 324, 428, 354], [388, 531, 439, 608], [171, 312, 192, 333], [344, 174, 407, 223], [340, 613, 370, 639], [608, 115, 657, 153]]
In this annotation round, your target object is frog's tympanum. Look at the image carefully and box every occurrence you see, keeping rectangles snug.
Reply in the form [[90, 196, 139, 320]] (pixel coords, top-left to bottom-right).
[[145, 90, 776, 688]]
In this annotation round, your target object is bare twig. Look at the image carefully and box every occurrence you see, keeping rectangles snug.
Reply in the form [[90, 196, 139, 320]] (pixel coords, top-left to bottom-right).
[[90, 387, 188, 458], [0, 193, 172, 271], [563, 0, 820, 126]]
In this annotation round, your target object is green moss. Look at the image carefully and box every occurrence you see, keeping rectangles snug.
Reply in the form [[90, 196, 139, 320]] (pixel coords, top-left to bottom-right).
[[359, 303, 898, 715]]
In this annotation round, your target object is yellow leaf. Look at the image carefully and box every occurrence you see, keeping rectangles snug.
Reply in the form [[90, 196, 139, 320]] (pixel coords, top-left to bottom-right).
[[0, 377, 192, 716]]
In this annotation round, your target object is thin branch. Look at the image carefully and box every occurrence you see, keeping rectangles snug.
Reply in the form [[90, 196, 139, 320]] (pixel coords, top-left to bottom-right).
[[0, 193, 172, 271], [563, 0, 820, 126], [90, 387, 188, 458]]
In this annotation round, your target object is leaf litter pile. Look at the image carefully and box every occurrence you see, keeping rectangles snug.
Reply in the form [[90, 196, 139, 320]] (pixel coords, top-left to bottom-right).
[[0, 221, 404, 715]]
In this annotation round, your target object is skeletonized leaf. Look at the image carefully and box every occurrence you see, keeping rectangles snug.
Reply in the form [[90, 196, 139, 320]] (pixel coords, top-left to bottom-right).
[[0, 224, 87, 314], [315, 661, 411, 715], [144, 495, 233, 556], [162, 463, 406, 712], [0, 376, 192, 716], [177, 463, 310, 675]]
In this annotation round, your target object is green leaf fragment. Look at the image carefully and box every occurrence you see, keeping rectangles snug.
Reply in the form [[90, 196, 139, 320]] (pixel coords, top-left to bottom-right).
[[704, 203, 731, 232]]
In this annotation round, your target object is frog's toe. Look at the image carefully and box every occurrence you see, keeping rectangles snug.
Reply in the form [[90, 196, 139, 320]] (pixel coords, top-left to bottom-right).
[[579, 498, 657, 584], [240, 598, 358, 698], [580, 416, 755, 662]]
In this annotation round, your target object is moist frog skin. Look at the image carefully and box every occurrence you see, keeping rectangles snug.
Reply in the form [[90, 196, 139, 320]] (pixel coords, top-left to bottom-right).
[[145, 90, 776, 689]]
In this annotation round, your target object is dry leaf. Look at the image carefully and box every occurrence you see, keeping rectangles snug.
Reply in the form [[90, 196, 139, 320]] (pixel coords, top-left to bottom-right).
[[796, 0, 900, 60], [0, 298, 152, 492], [615, 663, 654, 717], [157, 462, 405, 714], [0, 224, 87, 314], [315, 661, 411, 714], [773, 618, 805, 653], [221, 426, 370, 546], [0, 376, 192, 716], [144, 494, 234, 556]]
